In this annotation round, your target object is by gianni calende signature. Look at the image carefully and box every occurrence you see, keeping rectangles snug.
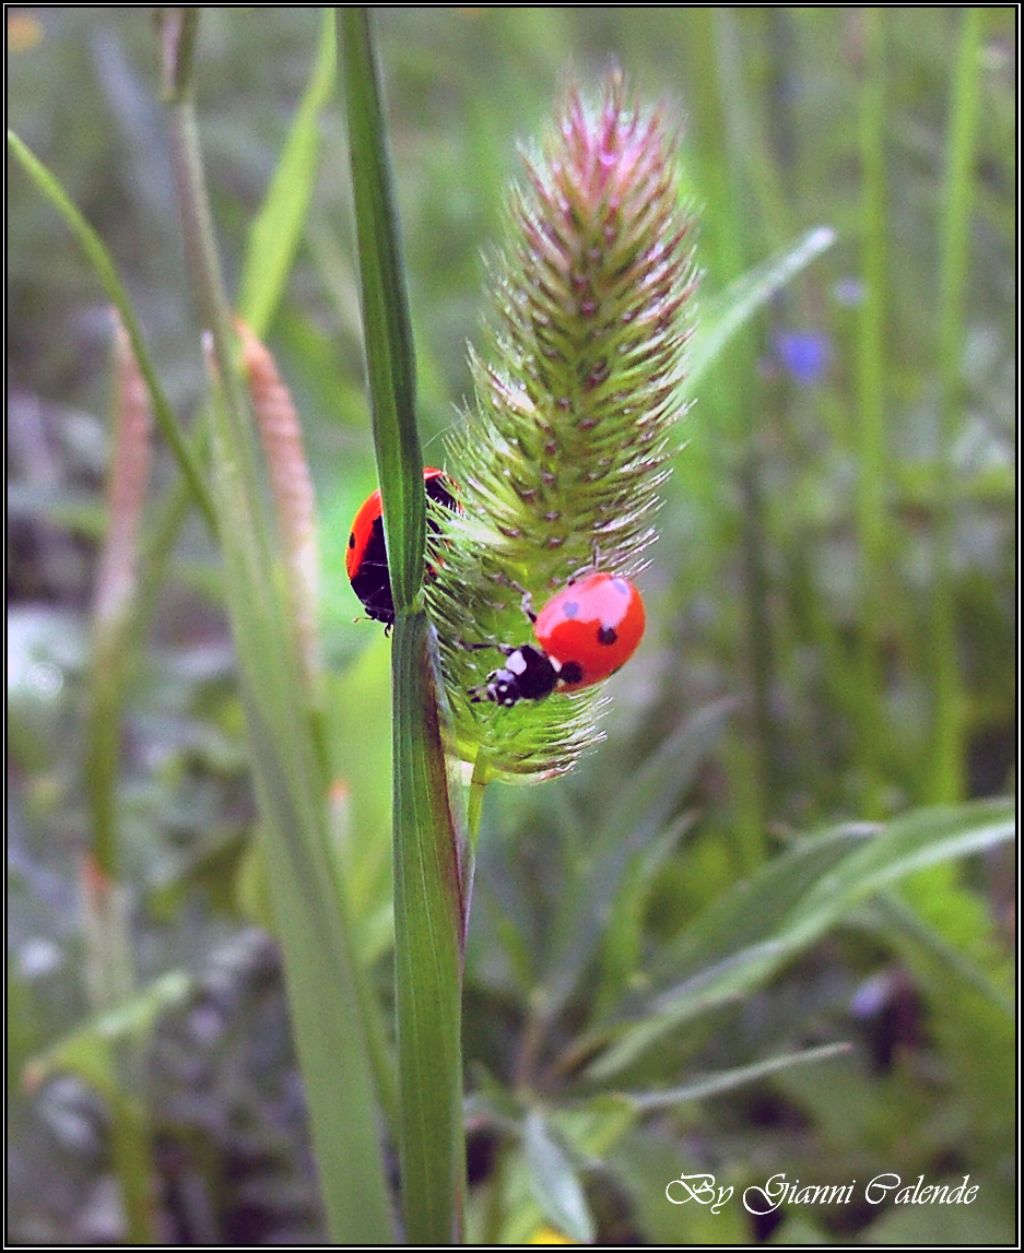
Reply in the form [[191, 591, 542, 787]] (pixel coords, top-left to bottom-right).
[[665, 1172, 980, 1216]]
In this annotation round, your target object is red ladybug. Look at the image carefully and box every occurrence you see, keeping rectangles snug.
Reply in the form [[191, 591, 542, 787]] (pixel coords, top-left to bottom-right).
[[346, 467, 457, 628], [468, 572, 646, 705]]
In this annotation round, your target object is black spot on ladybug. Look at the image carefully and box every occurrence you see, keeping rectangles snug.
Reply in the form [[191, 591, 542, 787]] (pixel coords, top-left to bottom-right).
[[598, 626, 618, 646], [348, 532, 356, 549], [560, 660, 584, 684], [562, 600, 580, 618], [612, 578, 629, 596]]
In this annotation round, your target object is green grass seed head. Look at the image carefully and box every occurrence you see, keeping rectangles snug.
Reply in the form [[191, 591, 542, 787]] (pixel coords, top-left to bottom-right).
[[429, 71, 697, 780]]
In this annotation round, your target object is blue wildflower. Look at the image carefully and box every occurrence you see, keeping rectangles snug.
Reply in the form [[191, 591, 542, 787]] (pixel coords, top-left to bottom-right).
[[774, 329, 831, 386]]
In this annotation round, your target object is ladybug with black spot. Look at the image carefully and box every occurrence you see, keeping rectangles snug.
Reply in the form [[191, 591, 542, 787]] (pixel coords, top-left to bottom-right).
[[467, 571, 646, 705], [346, 466, 458, 629]]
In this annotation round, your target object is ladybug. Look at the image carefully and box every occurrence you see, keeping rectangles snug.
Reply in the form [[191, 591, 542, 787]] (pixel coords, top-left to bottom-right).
[[468, 572, 646, 706], [346, 467, 458, 628]]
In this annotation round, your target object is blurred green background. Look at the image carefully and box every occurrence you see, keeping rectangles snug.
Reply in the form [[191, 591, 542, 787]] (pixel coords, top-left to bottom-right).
[[8, 7, 1015, 1245]]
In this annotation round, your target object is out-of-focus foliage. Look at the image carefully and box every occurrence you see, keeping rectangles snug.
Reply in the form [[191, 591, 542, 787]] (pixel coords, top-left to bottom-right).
[[8, 7, 1014, 1246]]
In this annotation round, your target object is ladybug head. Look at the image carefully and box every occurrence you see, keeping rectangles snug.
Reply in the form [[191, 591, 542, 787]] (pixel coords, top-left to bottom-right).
[[469, 645, 560, 706]]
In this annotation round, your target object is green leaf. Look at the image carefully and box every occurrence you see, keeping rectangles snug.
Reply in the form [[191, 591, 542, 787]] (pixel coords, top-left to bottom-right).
[[543, 700, 732, 1022], [485, 1098, 634, 1245], [326, 639, 394, 964], [389, 613, 465, 1241], [683, 224, 836, 396], [623, 1041, 851, 1111], [930, 7, 987, 803], [859, 894, 1013, 1017], [852, 9, 888, 811], [590, 799, 1014, 1078], [201, 424, 394, 1239], [161, 13, 394, 1237], [339, 8, 465, 1243], [592, 810, 698, 1023], [24, 970, 193, 1098], [238, 10, 336, 338], [339, 6, 421, 612], [6, 129, 216, 533], [792, 799, 1013, 923], [522, 1110, 597, 1244]]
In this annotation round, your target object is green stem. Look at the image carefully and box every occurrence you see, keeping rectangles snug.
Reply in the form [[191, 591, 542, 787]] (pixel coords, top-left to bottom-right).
[[161, 12, 251, 451], [339, 8, 466, 1241], [108, 1091, 158, 1244], [391, 616, 466, 1241], [161, 11, 394, 1239], [736, 448, 775, 861], [324, 791, 399, 1136], [467, 751, 490, 850], [703, 8, 771, 863], [856, 8, 888, 816], [480, 1138, 508, 1246], [86, 628, 128, 880], [338, 7, 422, 607], [460, 750, 490, 945], [130, 425, 208, 649], [931, 8, 985, 804], [82, 356, 161, 1242], [79, 864, 156, 1244]]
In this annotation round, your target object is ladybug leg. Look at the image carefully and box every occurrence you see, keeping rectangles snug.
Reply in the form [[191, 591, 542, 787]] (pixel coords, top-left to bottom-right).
[[455, 637, 517, 657], [491, 571, 537, 623], [459, 637, 519, 704], [566, 541, 602, 586]]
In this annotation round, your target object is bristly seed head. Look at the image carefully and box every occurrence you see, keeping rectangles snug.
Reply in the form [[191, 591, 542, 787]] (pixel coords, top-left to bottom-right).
[[428, 71, 698, 780]]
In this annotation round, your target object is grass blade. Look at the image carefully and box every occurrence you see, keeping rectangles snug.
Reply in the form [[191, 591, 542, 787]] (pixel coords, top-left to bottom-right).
[[124, 7, 342, 659], [339, 8, 466, 1242], [625, 1041, 852, 1111], [6, 129, 216, 534], [590, 799, 1014, 1078], [160, 11, 393, 1240], [855, 9, 888, 814], [81, 320, 158, 1243], [930, 7, 986, 803], [238, 9, 336, 337], [522, 1110, 596, 1244], [683, 224, 836, 397], [339, 7, 420, 607], [391, 616, 466, 1241], [23, 971, 193, 1097]]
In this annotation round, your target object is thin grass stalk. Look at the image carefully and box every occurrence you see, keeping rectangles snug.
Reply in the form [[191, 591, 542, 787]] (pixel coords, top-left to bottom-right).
[[5, 130, 216, 534], [78, 858, 156, 1245], [126, 7, 338, 653], [159, 10, 393, 1240], [931, 7, 985, 804], [81, 318, 158, 1243], [704, 9, 771, 864], [325, 781, 400, 1135], [718, 14, 823, 800], [856, 9, 888, 816], [338, 8, 466, 1241], [238, 8, 336, 338]]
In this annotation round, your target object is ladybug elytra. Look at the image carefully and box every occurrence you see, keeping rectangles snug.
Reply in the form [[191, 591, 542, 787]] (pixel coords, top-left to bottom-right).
[[346, 466, 457, 628], [468, 572, 646, 706]]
